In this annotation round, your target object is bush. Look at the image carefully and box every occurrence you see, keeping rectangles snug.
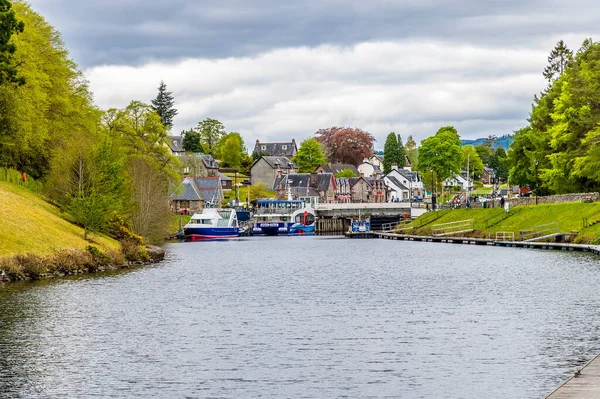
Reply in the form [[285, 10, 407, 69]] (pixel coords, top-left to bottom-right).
[[50, 249, 93, 274], [14, 254, 47, 279], [0, 257, 24, 281], [120, 239, 150, 262], [86, 246, 111, 271]]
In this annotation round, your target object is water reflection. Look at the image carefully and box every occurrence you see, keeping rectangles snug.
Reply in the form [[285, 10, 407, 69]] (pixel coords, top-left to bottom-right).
[[1, 238, 599, 398]]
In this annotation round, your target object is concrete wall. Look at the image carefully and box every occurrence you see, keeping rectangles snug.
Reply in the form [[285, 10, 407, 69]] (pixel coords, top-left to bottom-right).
[[508, 192, 599, 206], [251, 159, 278, 188]]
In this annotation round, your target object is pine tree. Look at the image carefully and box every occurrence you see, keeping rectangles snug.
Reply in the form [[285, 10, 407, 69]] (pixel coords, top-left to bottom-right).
[[151, 81, 178, 128], [543, 40, 573, 83], [0, 0, 25, 86], [383, 132, 399, 174], [397, 134, 406, 167]]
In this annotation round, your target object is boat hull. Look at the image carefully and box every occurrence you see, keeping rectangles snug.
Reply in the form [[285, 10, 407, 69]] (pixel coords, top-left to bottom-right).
[[252, 222, 289, 236], [184, 226, 239, 240], [288, 223, 315, 234]]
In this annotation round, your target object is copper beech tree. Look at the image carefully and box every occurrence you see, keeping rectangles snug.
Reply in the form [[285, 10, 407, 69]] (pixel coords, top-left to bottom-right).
[[314, 127, 375, 166]]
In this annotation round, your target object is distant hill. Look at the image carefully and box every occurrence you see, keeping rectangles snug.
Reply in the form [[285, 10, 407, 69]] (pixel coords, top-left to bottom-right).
[[461, 135, 514, 150]]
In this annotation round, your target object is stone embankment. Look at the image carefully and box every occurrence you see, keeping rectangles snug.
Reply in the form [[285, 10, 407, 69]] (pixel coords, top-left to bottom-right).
[[509, 192, 599, 207]]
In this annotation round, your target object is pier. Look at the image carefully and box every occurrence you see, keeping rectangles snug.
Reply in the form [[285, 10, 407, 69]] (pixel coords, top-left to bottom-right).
[[374, 232, 600, 256], [546, 353, 600, 398]]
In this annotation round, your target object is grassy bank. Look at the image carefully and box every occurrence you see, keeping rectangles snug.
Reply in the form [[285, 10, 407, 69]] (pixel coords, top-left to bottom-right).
[[406, 202, 600, 244], [0, 182, 119, 256]]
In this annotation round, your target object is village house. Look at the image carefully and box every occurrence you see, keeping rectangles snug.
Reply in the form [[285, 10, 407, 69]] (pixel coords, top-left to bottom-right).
[[357, 161, 383, 178], [273, 172, 336, 205], [314, 163, 360, 176], [166, 135, 185, 156], [335, 176, 388, 203], [384, 164, 425, 201], [170, 176, 224, 214], [253, 139, 298, 158], [251, 156, 296, 188], [445, 172, 473, 191]]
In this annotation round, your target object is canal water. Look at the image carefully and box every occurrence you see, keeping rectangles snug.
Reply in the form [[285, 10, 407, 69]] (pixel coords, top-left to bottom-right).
[[1, 237, 600, 398]]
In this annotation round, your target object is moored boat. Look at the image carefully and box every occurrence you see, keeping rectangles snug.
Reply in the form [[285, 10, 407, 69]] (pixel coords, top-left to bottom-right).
[[252, 199, 315, 236], [183, 208, 239, 240]]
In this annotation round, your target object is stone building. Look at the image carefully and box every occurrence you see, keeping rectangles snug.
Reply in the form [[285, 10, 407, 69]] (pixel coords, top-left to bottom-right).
[[251, 156, 296, 189]]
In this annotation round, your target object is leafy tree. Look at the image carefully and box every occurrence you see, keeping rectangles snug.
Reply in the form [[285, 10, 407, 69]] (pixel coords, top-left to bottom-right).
[[252, 149, 269, 161], [219, 132, 245, 168], [182, 129, 203, 152], [196, 118, 225, 157], [383, 132, 399, 174], [474, 144, 493, 166], [292, 138, 326, 173], [417, 126, 462, 189], [461, 146, 484, 179], [405, 135, 418, 167], [489, 147, 508, 182], [151, 81, 177, 129], [543, 40, 573, 83], [335, 168, 358, 178], [314, 126, 374, 165], [0, 0, 25, 86]]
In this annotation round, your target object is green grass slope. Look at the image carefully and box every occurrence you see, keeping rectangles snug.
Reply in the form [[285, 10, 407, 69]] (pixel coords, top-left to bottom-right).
[[409, 202, 600, 243], [0, 182, 119, 256]]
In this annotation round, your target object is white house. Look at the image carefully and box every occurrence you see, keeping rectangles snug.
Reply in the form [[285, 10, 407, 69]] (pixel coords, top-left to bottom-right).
[[383, 166, 424, 201], [445, 172, 473, 191], [357, 161, 382, 178]]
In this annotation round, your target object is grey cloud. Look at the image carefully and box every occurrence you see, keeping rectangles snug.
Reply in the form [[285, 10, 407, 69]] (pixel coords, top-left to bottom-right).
[[28, 0, 599, 67]]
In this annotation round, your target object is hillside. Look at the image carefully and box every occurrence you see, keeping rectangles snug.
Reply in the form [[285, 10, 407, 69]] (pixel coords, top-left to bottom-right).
[[0, 182, 119, 257], [407, 202, 600, 244], [461, 135, 514, 150]]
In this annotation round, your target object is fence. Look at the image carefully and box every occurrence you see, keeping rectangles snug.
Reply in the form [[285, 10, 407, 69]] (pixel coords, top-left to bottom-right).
[[431, 219, 474, 236], [495, 231, 515, 241], [519, 222, 559, 241]]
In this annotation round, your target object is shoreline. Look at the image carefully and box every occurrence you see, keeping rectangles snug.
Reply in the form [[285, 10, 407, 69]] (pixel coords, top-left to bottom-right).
[[0, 245, 166, 284]]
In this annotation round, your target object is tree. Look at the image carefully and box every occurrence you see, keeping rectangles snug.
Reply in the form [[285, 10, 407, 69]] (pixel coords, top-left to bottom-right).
[[383, 132, 399, 174], [292, 138, 326, 173], [314, 126, 374, 165], [474, 144, 493, 166], [151, 81, 177, 129], [543, 40, 573, 83], [219, 132, 245, 168], [489, 147, 508, 182], [196, 118, 225, 157], [0, 0, 25, 86], [461, 145, 484, 179], [417, 126, 462, 189], [405, 135, 418, 167], [335, 168, 358, 178], [182, 129, 203, 152], [397, 134, 407, 167]]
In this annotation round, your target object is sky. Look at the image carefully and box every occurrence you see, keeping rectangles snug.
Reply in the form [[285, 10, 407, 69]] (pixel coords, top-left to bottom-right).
[[27, 0, 600, 149]]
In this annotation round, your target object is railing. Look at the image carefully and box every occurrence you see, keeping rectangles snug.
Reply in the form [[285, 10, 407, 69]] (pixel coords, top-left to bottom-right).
[[582, 208, 600, 228], [413, 209, 450, 228], [520, 222, 559, 241], [382, 219, 411, 232], [495, 231, 515, 241], [431, 219, 474, 236]]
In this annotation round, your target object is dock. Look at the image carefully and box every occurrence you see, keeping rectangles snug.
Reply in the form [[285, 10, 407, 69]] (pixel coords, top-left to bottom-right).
[[344, 231, 376, 239], [373, 232, 600, 256], [546, 353, 600, 398]]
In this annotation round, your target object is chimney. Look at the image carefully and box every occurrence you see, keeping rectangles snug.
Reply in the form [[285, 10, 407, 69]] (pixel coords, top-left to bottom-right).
[[310, 172, 318, 188], [360, 172, 364, 178], [392, 162, 398, 170], [277, 169, 282, 178]]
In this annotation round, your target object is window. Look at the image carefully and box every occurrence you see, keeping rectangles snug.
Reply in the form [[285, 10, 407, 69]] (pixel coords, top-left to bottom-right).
[[221, 181, 226, 187], [282, 145, 287, 150], [261, 145, 267, 151]]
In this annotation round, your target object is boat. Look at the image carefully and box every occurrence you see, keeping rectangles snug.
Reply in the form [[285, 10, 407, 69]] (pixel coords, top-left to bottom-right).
[[252, 199, 316, 236], [183, 208, 239, 240], [288, 208, 316, 234]]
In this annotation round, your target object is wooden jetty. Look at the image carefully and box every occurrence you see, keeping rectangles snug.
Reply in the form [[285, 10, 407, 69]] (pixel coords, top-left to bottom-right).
[[546, 353, 600, 398], [374, 232, 600, 256], [344, 231, 376, 239]]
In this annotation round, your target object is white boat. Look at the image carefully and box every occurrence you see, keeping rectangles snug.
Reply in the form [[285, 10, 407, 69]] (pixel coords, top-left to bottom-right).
[[183, 208, 239, 240], [252, 199, 316, 235]]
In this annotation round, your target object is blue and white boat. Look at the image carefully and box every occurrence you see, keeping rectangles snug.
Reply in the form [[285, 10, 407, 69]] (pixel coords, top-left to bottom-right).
[[184, 208, 239, 240], [252, 199, 315, 236]]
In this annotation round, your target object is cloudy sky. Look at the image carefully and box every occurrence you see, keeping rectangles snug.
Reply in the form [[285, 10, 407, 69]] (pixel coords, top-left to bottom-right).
[[28, 0, 599, 148]]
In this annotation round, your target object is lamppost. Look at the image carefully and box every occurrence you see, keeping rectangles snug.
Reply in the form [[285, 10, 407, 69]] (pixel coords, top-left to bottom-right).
[[431, 169, 436, 210], [534, 159, 539, 205]]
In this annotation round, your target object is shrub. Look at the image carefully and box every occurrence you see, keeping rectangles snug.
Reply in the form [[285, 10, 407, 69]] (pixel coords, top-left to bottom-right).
[[107, 249, 125, 266], [50, 249, 93, 274], [120, 239, 149, 262], [14, 254, 47, 279], [86, 246, 111, 270], [0, 257, 23, 281]]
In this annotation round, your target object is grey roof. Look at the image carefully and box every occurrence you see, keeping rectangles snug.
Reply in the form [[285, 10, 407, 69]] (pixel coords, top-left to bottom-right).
[[396, 168, 422, 182], [167, 135, 185, 153], [386, 176, 409, 191], [330, 163, 359, 175], [171, 176, 222, 202], [199, 154, 219, 169], [273, 173, 334, 192], [218, 172, 232, 181], [254, 140, 297, 157], [257, 156, 295, 170], [349, 177, 371, 188]]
